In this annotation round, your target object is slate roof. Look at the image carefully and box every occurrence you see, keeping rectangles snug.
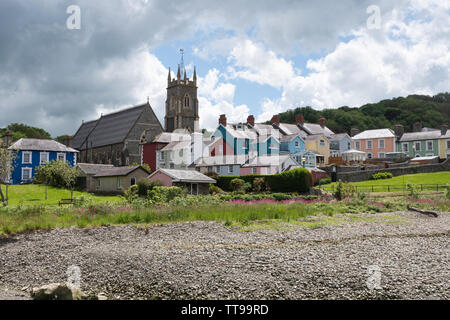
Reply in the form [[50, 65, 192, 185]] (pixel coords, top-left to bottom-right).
[[242, 155, 292, 167], [153, 131, 191, 143], [330, 133, 350, 141], [305, 134, 327, 142], [302, 123, 335, 137], [150, 168, 216, 183], [160, 140, 191, 151], [399, 130, 443, 142], [8, 138, 79, 153], [73, 103, 161, 150], [77, 163, 114, 175], [352, 129, 395, 140], [94, 165, 148, 177], [195, 155, 248, 166]]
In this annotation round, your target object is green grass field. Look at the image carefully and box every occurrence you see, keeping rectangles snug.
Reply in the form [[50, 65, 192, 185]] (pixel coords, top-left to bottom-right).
[[1, 184, 122, 206], [323, 172, 450, 193]]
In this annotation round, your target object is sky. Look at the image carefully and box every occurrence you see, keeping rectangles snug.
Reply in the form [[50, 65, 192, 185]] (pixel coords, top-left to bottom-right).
[[0, 0, 449, 137]]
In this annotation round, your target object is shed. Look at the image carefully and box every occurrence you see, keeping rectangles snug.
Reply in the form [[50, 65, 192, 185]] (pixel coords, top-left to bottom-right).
[[93, 165, 150, 193], [148, 168, 216, 195]]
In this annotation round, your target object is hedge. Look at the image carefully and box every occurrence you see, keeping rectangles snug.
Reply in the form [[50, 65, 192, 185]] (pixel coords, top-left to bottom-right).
[[216, 168, 313, 193]]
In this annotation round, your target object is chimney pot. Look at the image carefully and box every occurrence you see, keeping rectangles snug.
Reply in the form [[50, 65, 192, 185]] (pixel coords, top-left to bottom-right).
[[350, 128, 360, 137], [441, 123, 448, 136], [319, 117, 326, 128], [271, 114, 280, 126], [413, 121, 422, 132], [219, 114, 227, 127], [296, 114, 305, 126], [247, 115, 255, 127]]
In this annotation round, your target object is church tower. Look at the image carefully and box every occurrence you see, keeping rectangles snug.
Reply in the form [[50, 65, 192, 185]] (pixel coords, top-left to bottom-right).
[[164, 65, 199, 133]]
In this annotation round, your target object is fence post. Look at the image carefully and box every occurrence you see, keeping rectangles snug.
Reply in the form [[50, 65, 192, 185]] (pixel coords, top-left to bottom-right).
[[388, 185, 390, 192], [421, 184, 423, 191]]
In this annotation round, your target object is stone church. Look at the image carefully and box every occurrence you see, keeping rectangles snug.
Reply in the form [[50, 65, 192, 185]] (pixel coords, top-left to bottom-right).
[[71, 64, 199, 166]]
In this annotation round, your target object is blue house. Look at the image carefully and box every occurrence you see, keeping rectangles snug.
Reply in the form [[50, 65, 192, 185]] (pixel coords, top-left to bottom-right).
[[8, 138, 79, 185], [329, 133, 352, 157]]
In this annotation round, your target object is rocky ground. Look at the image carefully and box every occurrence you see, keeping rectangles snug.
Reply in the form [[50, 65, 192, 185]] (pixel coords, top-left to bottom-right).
[[0, 211, 448, 300]]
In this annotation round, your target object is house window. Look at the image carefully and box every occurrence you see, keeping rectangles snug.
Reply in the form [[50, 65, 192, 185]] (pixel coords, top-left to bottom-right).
[[228, 165, 233, 173], [295, 141, 299, 147], [191, 183, 198, 195], [184, 95, 190, 108], [117, 177, 121, 190], [57, 153, 66, 162], [216, 166, 220, 173], [378, 153, 385, 158], [426, 141, 433, 151], [415, 154, 420, 158], [378, 139, 385, 149], [320, 140, 325, 146], [159, 152, 164, 161], [96, 179, 101, 190], [446, 140, 450, 149], [170, 163, 175, 169], [252, 167, 257, 174], [22, 151, 32, 164], [347, 142, 351, 149], [130, 177, 136, 186], [22, 168, 32, 181], [402, 143, 408, 152], [355, 141, 360, 150], [415, 142, 421, 151], [367, 153, 372, 159], [208, 166, 212, 173], [244, 139, 249, 149], [196, 167, 200, 172], [366, 140, 372, 150], [40, 152, 49, 165]]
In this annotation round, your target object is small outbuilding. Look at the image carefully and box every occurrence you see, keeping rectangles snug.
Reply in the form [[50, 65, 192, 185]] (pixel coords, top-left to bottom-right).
[[148, 168, 216, 195], [93, 165, 150, 193]]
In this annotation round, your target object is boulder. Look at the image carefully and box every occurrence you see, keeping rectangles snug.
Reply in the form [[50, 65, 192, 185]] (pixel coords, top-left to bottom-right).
[[31, 283, 86, 300]]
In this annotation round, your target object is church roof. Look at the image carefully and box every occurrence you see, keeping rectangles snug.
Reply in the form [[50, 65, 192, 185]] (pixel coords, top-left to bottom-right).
[[73, 103, 156, 150]]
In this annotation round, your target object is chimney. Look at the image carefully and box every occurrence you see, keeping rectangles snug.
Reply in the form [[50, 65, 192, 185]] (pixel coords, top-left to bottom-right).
[[63, 135, 73, 148], [247, 115, 255, 127], [3, 130, 13, 147], [441, 124, 448, 136], [394, 124, 404, 138], [219, 114, 227, 127], [319, 117, 326, 128], [350, 128, 360, 137], [413, 121, 422, 132], [271, 114, 280, 126], [296, 114, 305, 126]]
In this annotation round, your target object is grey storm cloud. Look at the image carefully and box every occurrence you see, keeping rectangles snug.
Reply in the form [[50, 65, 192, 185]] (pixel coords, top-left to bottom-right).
[[0, 0, 406, 136]]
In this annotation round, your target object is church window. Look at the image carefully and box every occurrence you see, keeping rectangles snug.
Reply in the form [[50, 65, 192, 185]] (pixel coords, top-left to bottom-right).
[[184, 95, 190, 108]]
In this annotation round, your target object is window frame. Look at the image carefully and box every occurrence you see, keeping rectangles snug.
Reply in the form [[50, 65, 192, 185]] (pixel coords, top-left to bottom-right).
[[130, 177, 136, 186], [117, 177, 122, 190], [355, 141, 360, 150], [378, 152, 385, 158], [426, 140, 433, 151], [22, 151, 32, 164], [378, 139, 385, 149], [228, 165, 233, 174], [414, 141, 421, 152], [57, 152, 66, 163], [366, 140, 372, 150], [402, 143, 409, 153], [22, 167, 32, 181], [39, 152, 49, 165]]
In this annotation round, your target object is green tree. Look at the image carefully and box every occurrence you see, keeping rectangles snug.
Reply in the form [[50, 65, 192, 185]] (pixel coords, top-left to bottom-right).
[[0, 149, 15, 205]]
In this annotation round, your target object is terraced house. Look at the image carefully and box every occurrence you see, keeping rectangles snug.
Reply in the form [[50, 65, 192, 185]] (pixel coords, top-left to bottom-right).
[[396, 123, 449, 159], [352, 129, 395, 159]]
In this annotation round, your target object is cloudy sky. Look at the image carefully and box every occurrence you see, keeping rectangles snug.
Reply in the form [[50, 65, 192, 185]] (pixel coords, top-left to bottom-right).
[[0, 0, 449, 136]]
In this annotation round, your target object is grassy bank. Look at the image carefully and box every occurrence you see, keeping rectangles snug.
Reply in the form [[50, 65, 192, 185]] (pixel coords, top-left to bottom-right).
[[1, 196, 449, 236], [2, 184, 122, 206], [323, 172, 450, 192]]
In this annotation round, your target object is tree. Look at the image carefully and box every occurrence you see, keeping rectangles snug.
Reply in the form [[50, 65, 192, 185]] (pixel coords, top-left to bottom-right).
[[34, 160, 80, 190], [0, 149, 15, 204]]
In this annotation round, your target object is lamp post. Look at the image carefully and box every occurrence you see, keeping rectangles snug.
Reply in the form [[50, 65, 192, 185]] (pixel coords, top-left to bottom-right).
[[302, 157, 306, 168]]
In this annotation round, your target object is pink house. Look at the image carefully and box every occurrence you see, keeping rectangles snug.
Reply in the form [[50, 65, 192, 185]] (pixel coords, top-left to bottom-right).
[[147, 168, 216, 195], [352, 129, 395, 159]]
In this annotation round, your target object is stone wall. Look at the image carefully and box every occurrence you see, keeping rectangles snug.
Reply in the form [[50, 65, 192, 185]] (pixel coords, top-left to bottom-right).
[[335, 158, 450, 182]]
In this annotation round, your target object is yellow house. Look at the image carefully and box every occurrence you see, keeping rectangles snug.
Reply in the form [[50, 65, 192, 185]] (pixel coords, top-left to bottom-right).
[[439, 131, 450, 159], [305, 134, 330, 165]]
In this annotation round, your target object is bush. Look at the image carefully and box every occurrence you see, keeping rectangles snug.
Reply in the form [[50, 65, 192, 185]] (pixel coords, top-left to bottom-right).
[[230, 178, 245, 192], [371, 172, 393, 180], [406, 183, 419, 199], [333, 180, 355, 201], [272, 193, 293, 201], [34, 160, 79, 189], [316, 177, 331, 185], [253, 177, 266, 192], [147, 186, 182, 203], [209, 184, 224, 195], [136, 179, 164, 197]]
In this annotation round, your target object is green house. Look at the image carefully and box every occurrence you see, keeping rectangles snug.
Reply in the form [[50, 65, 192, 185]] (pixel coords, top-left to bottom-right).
[[396, 130, 441, 157]]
